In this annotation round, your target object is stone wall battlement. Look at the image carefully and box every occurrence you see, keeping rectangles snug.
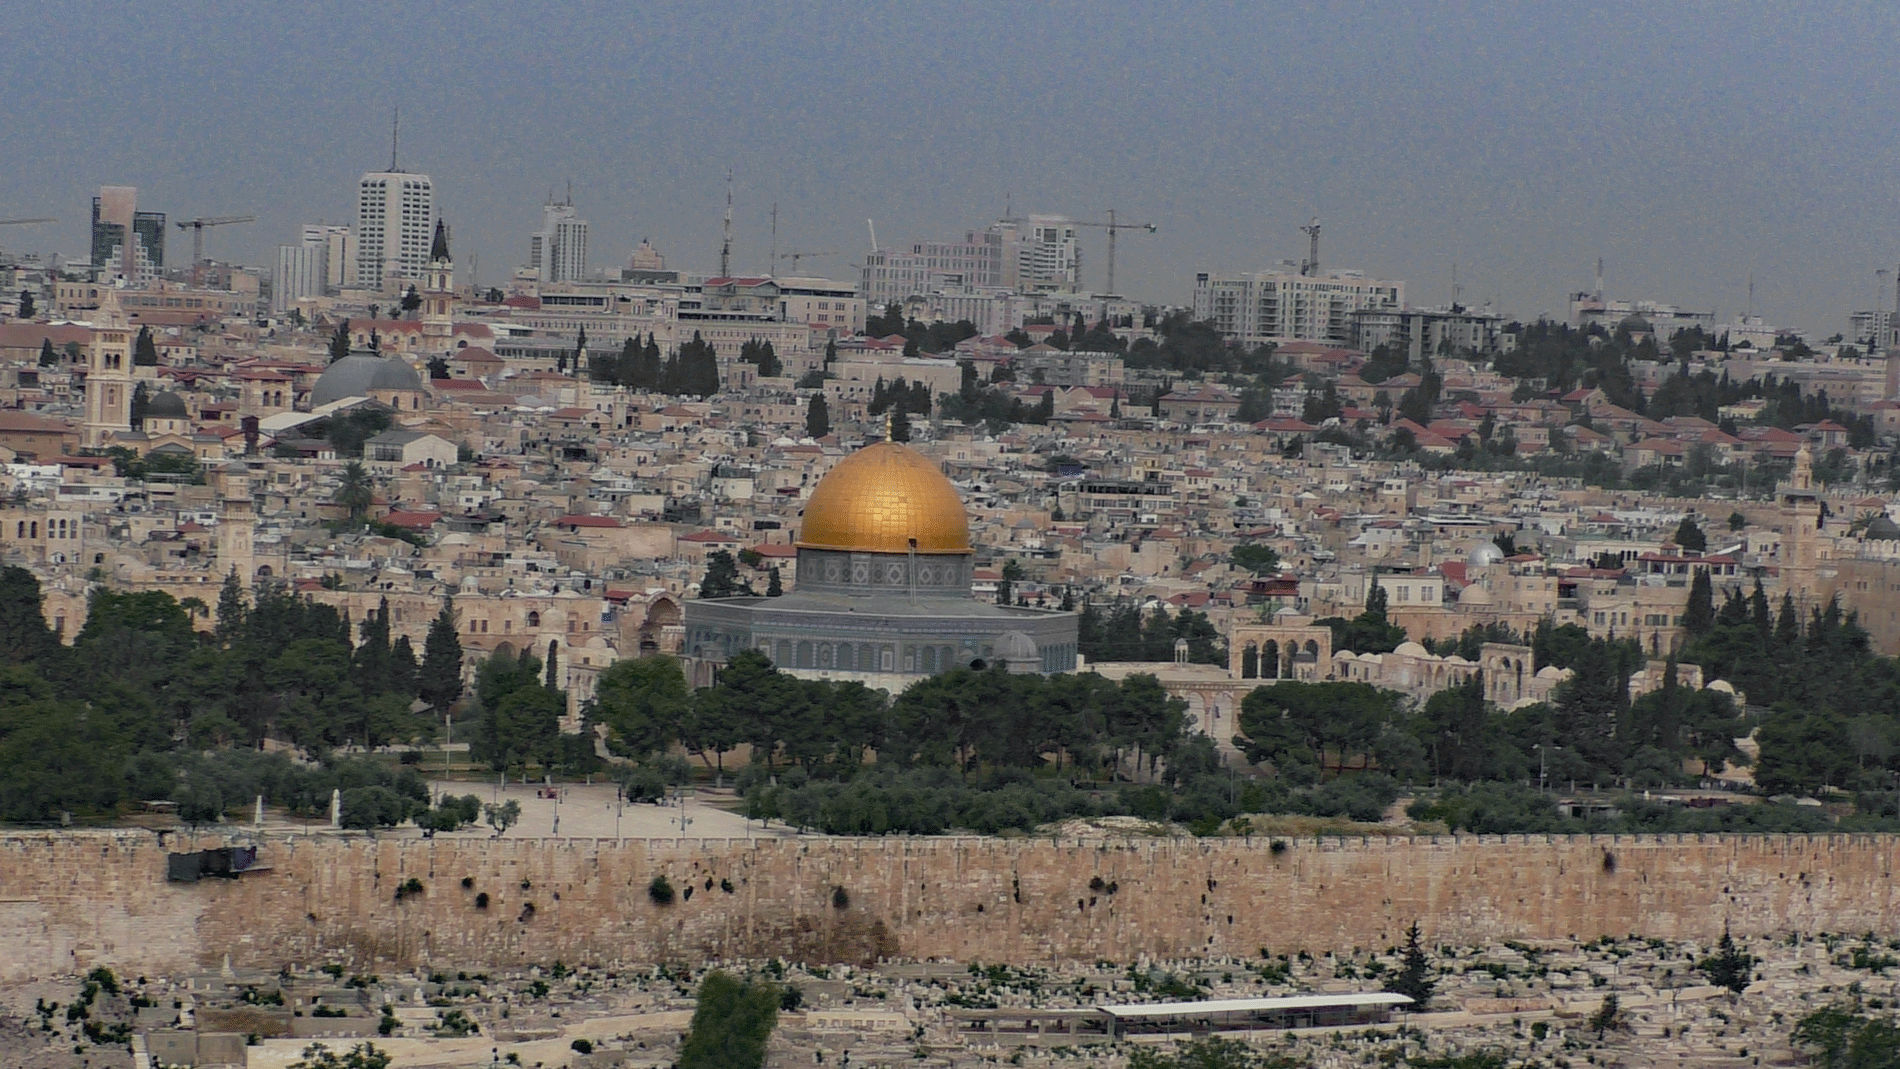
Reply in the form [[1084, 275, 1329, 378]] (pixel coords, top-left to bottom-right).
[[1, 831, 1896, 981]]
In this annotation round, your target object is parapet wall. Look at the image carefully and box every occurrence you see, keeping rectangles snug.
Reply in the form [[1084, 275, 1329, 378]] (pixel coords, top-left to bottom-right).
[[3, 831, 1898, 982]]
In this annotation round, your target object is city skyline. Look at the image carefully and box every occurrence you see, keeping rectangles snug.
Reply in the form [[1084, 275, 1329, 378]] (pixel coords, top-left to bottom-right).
[[4, 3, 1900, 334]]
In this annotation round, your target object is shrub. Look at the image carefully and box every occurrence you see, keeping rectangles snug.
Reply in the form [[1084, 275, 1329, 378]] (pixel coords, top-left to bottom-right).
[[570, 1038, 593, 1054], [649, 875, 675, 905]]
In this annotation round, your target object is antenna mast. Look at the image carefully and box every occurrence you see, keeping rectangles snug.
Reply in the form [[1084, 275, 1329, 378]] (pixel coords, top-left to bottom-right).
[[390, 107, 400, 171], [1300, 218, 1321, 276], [718, 168, 733, 279], [770, 202, 778, 277], [1594, 256, 1604, 301]]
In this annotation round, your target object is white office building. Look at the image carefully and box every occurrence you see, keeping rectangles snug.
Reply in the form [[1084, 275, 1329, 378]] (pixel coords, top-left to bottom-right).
[[300, 224, 353, 290], [530, 200, 589, 284], [354, 171, 434, 287], [1193, 268, 1405, 348], [272, 244, 325, 314]]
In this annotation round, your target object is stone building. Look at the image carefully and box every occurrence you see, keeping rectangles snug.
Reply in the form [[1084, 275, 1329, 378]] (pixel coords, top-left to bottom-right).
[[683, 440, 1078, 688]]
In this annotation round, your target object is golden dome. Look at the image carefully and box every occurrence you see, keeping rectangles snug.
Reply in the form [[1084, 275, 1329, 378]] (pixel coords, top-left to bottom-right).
[[797, 441, 972, 554]]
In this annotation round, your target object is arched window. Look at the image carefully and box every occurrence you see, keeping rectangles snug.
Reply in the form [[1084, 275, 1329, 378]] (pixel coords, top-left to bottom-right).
[[776, 639, 791, 667], [797, 641, 813, 669], [526, 610, 541, 628], [29, 522, 37, 539], [1263, 640, 1280, 679], [14, 522, 22, 539]]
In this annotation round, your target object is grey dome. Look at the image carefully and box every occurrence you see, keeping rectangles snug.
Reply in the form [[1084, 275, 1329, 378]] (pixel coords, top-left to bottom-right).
[[996, 630, 1039, 666], [311, 352, 424, 407], [145, 390, 188, 419], [1468, 541, 1505, 567]]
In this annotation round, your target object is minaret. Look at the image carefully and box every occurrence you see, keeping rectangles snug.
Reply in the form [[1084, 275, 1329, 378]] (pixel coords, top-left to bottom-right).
[[217, 465, 255, 585], [421, 219, 454, 350], [82, 290, 133, 448], [1781, 444, 1821, 592]]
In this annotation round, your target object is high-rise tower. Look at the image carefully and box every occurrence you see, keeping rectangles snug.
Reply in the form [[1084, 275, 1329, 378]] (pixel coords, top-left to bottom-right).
[[529, 193, 588, 283], [354, 172, 434, 288], [90, 187, 165, 283]]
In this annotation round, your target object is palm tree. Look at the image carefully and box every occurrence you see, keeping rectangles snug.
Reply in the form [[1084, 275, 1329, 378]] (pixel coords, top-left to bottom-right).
[[336, 461, 374, 524]]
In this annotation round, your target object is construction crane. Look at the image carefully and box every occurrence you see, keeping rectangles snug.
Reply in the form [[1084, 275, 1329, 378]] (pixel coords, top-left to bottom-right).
[[174, 215, 255, 266], [1072, 209, 1156, 295], [775, 249, 838, 274], [0, 218, 57, 227]]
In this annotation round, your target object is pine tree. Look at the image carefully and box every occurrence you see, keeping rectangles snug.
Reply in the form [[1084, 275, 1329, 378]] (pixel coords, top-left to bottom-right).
[[1673, 516, 1707, 553], [419, 598, 465, 711], [699, 550, 750, 598], [1387, 920, 1436, 1009], [805, 394, 829, 439], [329, 320, 352, 362]]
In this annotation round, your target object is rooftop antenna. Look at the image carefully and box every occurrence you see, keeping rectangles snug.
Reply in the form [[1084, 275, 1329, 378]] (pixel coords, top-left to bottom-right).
[[769, 202, 778, 277], [1595, 256, 1605, 301], [1451, 262, 1461, 307], [867, 218, 879, 254], [1300, 218, 1321, 276], [565, 179, 573, 206], [1747, 271, 1755, 319], [389, 107, 400, 171], [718, 167, 733, 279]]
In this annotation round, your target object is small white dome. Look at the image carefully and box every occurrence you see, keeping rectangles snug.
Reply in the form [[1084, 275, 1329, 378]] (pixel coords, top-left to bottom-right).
[[1394, 641, 1430, 658], [1469, 541, 1506, 567]]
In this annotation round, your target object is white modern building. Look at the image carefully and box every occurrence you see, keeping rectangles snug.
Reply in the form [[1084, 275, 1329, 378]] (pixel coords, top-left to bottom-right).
[[300, 224, 353, 290], [272, 244, 324, 314], [530, 199, 589, 284], [860, 215, 1082, 306], [1193, 268, 1405, 348], [354, 170, 434, 287]]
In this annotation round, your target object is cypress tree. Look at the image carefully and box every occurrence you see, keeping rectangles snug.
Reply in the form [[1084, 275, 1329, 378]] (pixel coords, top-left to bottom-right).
[[214, 569, 246, 645], [546, 639, 561, 691], [805, 394, 829, 439], [766, 567, 783, 597], [420, 597, 465, 711], [133, 326, 159, 366], [37, 339, 56, 367], [328, 320, 352, 362], [1683, 568, 1715, 636], [889, 405, 911, 443], [1387, 920, 1436, 1009]]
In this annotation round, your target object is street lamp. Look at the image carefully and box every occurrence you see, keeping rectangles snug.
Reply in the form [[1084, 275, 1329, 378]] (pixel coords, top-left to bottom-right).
[[1533, 744, 1562, 793]]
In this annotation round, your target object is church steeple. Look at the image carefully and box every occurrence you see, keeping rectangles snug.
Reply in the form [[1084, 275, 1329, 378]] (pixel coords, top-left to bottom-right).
[[422, 219, 454, 348]]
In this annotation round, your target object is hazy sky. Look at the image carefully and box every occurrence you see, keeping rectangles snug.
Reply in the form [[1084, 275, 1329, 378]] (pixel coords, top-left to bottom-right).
[[4, 1, 1897, 335]]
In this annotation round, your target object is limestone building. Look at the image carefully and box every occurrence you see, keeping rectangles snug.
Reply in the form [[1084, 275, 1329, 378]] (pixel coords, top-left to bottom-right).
[[682, 441, 1078, 689]]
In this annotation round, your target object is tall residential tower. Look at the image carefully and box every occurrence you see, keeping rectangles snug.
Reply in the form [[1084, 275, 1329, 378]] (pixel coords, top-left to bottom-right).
[[354, 170, 434, 289]]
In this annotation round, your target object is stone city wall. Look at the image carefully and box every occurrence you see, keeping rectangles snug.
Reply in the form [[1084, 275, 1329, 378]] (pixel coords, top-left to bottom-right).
[[3, 831, 1898, 982]]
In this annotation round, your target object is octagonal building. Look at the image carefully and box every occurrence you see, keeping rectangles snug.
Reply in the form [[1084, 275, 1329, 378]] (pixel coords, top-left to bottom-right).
[[681, 441, 1078, 689]]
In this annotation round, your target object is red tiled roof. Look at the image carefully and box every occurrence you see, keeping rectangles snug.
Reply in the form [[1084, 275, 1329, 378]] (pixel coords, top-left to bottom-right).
[[556, 514, 625, 529]]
